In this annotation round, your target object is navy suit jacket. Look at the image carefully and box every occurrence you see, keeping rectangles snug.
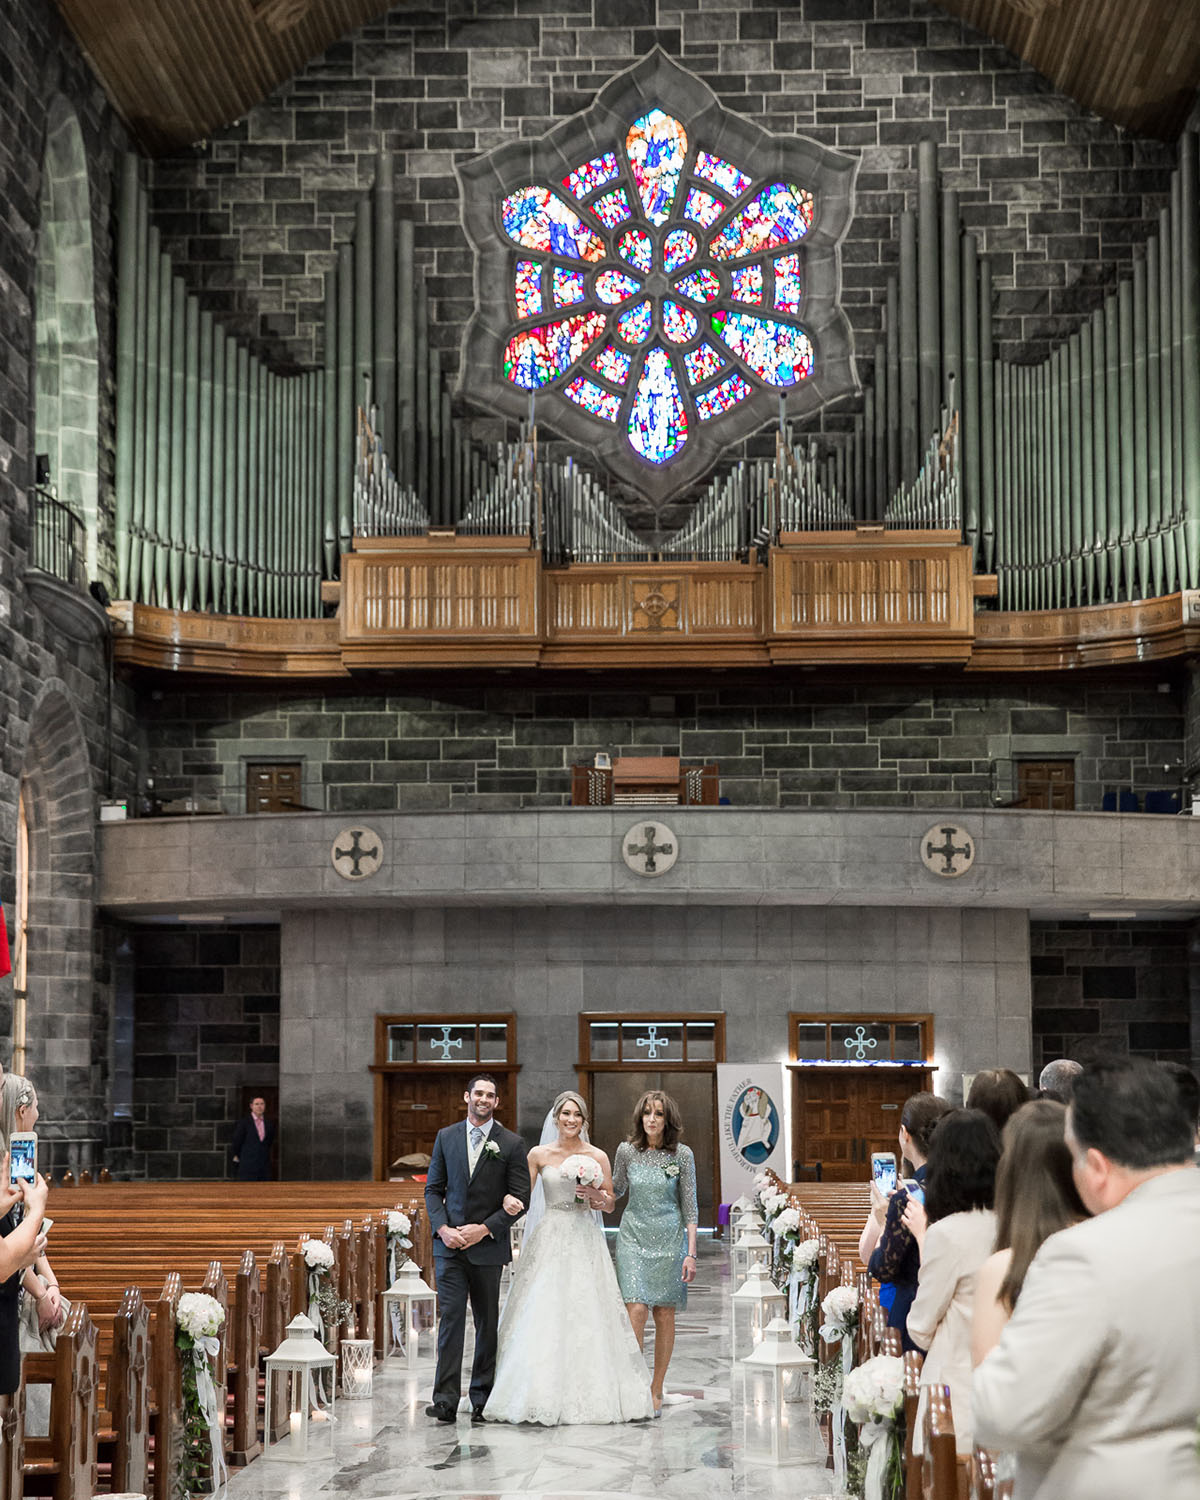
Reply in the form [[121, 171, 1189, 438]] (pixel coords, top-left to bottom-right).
[[424, 1120, 530, 1265]]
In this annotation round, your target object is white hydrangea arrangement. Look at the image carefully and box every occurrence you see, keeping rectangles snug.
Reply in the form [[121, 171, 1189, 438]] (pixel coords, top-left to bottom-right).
[[774, 1206, 801, 1238], [176, 1292, 225, 1340], [302, 1239, 335, 1270], [175, 1293, 227, 1493], [792, 1237, 820, 1272], [387, 1209, 412, 1240], [842, 1355, 906, 1500], [386, 1208, 414, 1283], [820, 1283, 861, 1347]]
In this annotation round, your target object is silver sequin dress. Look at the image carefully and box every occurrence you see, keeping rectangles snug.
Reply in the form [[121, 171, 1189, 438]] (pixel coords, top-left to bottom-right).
[[612, 1143, 698, 1310]]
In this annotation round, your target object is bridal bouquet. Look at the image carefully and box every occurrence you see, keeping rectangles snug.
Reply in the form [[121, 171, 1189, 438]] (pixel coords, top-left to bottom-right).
[[842, 1355, 905, 1500], [175, 1292, 227, 1494], [560, 1154, 603, 1200]]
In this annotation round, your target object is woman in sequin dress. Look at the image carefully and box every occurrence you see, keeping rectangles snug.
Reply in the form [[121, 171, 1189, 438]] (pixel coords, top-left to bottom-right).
[[612, 1091, 698, 1415]]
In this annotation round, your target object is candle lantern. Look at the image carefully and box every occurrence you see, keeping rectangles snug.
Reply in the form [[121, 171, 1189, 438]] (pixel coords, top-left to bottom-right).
[[740, 1316, 816, 1465], [732, 1228, 771, 1286], [263, 1314, 336, 1460], [381, 1260, 437, 1368], [340, 1338, 374, 1399], [732, 1257, 787, 1358]]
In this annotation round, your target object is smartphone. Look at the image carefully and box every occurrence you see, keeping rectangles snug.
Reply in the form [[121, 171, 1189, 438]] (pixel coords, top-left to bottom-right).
[[905, 1180, 925, 1206], [9, 1133, 37, 1186], [871, 1151, 897, 1194], [41, 1218, 53, 1235]]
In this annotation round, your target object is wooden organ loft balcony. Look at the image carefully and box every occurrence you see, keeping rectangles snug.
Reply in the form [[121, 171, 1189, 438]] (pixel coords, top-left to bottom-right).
[[108, 529, 1200, 678]]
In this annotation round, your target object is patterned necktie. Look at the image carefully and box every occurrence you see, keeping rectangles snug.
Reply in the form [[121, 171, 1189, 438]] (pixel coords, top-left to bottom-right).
[[470, 1125, 483, 1152]]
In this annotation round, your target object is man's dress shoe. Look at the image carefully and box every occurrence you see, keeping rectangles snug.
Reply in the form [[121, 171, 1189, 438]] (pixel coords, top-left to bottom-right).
[[425, 1403, 455, 1422]]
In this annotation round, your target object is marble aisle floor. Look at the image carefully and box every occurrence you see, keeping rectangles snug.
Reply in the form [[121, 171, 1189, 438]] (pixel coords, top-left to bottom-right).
[[227, 1239, 835, 1500]]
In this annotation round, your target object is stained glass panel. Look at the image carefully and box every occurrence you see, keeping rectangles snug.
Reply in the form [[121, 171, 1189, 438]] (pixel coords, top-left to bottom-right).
[[708, 182, 814, 261], [617, 227, 654, 273], [662, 300, 699, 345], [629, 347, 688, 463], [695, 371, 752, 420], [695, 150, 752, 197], [625, 109, 688, 226], [592, 187, 633, 228], [591, 343, 632, 384], [663, 227, 698, 272], [684, 188, 725, 227], [684, 342, 725, 383], [615, 299, 653, 345], [564, 375, 621, 421], [562, 152, 620, 200], [595, 269, 643, 305], [773, 253, 801, 314], [503, 310, 609, 388], [553, 267, 587, 307], [731, 264, 763, 305], [710, 310, 814, 387], [514, 260, 542, 318], [502, 186, 607, 262], [674, 268, 721, 304]]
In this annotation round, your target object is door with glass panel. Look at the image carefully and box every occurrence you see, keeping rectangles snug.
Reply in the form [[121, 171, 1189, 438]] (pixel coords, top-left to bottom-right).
[[372, 1014, 518, 1180], [789, 1015, 934, 1183], [579, 1013, 723, 1228]]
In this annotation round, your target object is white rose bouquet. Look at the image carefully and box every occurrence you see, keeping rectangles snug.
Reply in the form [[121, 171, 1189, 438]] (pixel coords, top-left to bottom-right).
[[386, 1208, 413, 1284], [302, 1239, 335, 1271], [176, 1291, 224, 1340], [842, 1355, 905, 1500], [820, 1283, 860, 1349], [175, 1293, 227, 1493], [560, 1153, 603, 1200], [302, 1238, 351, 1386], [790, 1236, 822, 1350]]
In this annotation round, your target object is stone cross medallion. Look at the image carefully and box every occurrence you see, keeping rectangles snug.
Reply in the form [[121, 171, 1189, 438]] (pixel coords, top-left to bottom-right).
[[330, 826, 384, 880], [622, 821, 679, 877], [920, 823, 976, 878]]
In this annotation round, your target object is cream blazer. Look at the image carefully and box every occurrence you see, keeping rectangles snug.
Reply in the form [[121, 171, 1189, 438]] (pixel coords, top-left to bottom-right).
[[973, 1168, 1200, 1500], [906, 1207, 997, 1455]]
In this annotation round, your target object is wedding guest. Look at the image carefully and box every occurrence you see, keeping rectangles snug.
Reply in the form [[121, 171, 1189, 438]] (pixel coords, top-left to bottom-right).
[[903, 1108, 1000, 1455], [970, 1099, 1088, 1366], [1037, 1057, 1082, 1104], [966, 1068, 1028, 1134], [858, 1091, 951, 1350], [612, 1091, 698, 1416], [230, 1096, 275, 1181], [973, 1057, 1200, 1499], [1157, 1061, 1199, 1159], [0, 1076, 63, 1343]]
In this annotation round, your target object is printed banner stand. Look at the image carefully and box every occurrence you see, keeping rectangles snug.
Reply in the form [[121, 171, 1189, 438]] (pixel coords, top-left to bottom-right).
[[716, 1063, 791, 1206]]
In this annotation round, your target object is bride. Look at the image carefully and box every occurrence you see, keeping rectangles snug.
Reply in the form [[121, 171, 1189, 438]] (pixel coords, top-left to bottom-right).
[[483, 1090, 654, 1425]]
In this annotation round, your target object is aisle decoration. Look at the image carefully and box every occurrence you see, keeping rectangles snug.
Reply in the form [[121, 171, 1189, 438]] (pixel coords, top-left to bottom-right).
[[386, 1209, 413, 1285], [790, 1237, 821, 1352], [819, 1282, 861, 1488], [303, 1239, 352, 1400], [842, 1355, 905, 1500], [771, 1204, 801, 1282], [175, 1291, 227, 1494]]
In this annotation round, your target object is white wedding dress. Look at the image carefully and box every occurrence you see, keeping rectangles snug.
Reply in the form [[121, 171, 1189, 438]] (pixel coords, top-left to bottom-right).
[[483, 1164, 654, 1425]]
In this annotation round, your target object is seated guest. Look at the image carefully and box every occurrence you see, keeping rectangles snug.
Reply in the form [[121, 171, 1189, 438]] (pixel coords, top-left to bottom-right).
[[857, 1091, 951, 1350], [970, 1099, 1088, 1366], [903, 1109, 1001, 1455], [973, 1056, 1200, 1500], [966, 1069, 1029, 1134], [1036, 1057, 1082, 1104]]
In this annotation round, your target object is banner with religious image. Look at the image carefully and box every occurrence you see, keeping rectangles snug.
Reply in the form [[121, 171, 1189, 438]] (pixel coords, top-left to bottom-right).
[[716, 1063, 790, 1203]]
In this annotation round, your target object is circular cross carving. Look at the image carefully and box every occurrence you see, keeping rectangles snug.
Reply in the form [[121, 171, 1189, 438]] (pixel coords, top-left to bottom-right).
[[622, 820, 679, 877], [330, 825, 384, 880], [920, 823, 976, 878]]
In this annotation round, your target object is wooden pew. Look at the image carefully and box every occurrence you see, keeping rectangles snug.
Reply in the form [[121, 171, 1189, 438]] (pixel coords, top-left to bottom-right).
[[149, 1273, 181, 1500], [968, 1448, 1012, 1500], [922, 1383, 968, 1500], [0, 1392, 24, 1500], [228, 1251, 261, 1466], [98, 1286, 149, 1496], [903, 1349, 923, 1500], [22, 1304, 98, 1500]]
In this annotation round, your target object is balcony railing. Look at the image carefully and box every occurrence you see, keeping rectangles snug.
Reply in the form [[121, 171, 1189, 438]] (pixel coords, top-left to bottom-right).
[[30, 484, 87, 591]]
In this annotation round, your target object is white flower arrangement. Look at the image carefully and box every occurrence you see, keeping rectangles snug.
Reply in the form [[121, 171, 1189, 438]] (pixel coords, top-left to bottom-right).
[[761, 1188, 788, 1217], [792, 1237, 820, 1272], [753, 1171, 772, 1190], [774, 1206, 801, 1237], [302, 1239, 335, 1271], [820, 1282, 861, 1346], [387, 1209, 412, 1237], [560, 1153, 603, 1189], [482, 1139, 501, 1158], [842, 1355, 904, 1426], [176, 1292, 225, 1340]]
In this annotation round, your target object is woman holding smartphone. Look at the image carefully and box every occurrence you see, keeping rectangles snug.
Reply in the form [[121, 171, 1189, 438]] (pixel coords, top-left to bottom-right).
[[0, 1076, 62, 1350]]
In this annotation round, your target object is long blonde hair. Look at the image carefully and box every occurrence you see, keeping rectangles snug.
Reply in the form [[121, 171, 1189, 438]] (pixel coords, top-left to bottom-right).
[[0, 1074, 35, 1154], [550, 1090, 590, 1139]]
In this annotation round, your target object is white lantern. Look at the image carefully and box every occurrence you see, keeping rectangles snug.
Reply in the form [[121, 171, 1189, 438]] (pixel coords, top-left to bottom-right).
[[740, 1316, 816, 1465], [732, 1228, 771, 1286], [263, 1314, 337, 1460], [732, 1257, 787, 1358], [340, 1338, 374, 1399], [733, 1199, 765, 1233], [380, 1260, 437, 1368]]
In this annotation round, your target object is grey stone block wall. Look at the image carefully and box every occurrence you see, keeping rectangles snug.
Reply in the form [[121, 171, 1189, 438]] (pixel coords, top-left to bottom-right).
[[1030, 919, 1194, 1072], [136, 673, 1186, 813], [280, 903, 1031, 1179], [129, 925, 281, 1178], [147, 0, 1176, 388]]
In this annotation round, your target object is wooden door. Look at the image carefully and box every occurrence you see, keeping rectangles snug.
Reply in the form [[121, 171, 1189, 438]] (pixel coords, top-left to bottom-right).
[[1016, 759, 1075, 810], [793, 1071, 929, 1182], [384, 1072, 477, 1172]]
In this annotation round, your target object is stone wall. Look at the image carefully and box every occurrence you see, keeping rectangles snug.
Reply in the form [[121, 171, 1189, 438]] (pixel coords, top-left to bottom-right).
[[1030, 919, 1194, 1073], [148, 0, 1176, 380], [129, 925, 281, 1178], [135, 672, 1186, 813]]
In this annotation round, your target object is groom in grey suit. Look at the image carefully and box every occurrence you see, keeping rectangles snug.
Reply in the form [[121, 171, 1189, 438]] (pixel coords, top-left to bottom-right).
[[974, 1056, 1200, 1499], [424, 1073, 530, 1422]]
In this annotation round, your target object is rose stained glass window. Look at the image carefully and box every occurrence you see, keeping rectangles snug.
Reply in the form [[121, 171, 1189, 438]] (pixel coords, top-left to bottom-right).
[[493, 110, 816, 465]]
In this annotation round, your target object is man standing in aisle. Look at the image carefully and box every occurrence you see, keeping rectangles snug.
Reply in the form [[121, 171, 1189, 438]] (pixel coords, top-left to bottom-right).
[[230, 1095, 275, 1180]]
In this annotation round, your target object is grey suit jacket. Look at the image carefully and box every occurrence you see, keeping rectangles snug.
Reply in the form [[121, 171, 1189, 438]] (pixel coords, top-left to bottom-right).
[[972, 1167, 1200, 1500]]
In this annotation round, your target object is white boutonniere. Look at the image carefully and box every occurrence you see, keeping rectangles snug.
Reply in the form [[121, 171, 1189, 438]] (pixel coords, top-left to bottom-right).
[[662, 1159, 680, 1179], [482, 1139, 501, 1159]]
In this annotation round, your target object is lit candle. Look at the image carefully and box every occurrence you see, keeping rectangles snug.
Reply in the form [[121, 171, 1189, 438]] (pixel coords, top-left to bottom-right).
[[289, 1410, 306, 1454]]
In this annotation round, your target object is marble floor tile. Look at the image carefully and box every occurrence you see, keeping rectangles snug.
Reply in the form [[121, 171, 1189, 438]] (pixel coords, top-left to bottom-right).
[[225, 1241, 834, 1500]]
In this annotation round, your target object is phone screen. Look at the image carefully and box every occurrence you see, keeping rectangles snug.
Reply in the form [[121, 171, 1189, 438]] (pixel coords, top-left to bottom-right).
[[872, 1155, 897, 1194], [905, 1181, 925, 1206], [9, 1138, 36, 1185]]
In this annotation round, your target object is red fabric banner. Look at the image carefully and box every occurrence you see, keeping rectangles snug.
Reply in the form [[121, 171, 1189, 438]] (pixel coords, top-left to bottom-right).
[[0, 908, 10, 979]]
